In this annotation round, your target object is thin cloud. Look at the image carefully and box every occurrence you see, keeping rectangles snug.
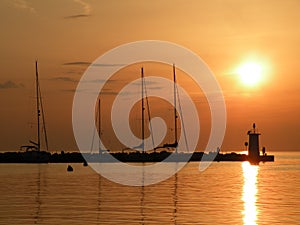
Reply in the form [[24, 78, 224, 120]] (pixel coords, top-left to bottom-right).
[[63, 62, 91, 66], [147, 86, 163, 90], [13, 0, 36, 13], [100, 91, 136, 96], [82, 79, 123, 84], [61, 88, 134, 96], [92, 63, 126, 67], [64, 14, 90, 19], [62, 61, 126, 67], [51, 77, 78, 83], [132, 80, 159, 86], [65, 0, 91, 19], [0, 81, 24, 89], [83, 79, 108, 83]]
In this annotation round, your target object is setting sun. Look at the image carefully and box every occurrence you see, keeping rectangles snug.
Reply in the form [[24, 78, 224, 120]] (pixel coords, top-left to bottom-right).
[[237, 62, 263, 86]]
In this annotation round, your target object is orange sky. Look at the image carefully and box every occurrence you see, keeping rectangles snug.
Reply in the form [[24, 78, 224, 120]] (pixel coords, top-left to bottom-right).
[[0, 0, 299, 152]]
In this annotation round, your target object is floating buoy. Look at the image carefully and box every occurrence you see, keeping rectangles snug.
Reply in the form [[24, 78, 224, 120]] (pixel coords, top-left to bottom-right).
[[67, 165, 73, 172]]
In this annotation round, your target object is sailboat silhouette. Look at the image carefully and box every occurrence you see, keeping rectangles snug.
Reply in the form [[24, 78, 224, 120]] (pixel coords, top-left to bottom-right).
[[20, 61, 50, 163]]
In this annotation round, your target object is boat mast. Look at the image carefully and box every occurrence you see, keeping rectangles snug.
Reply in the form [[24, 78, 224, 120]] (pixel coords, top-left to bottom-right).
[[36, 61, 41, 152], [141, 67, 145, 153], [173, 64, 178, 153], [98, 98, 101, 153]]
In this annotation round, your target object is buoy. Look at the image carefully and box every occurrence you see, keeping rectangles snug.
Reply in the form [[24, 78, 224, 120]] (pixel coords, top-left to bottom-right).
[[67, 165, 73, 172]]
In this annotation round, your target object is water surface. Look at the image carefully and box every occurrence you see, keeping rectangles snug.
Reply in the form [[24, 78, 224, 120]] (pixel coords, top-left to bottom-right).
[[0, 152, 299, 224]]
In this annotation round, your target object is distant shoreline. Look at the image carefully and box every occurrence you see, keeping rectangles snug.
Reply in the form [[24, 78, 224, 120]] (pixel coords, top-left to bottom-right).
[[0, 151, 274, 164]]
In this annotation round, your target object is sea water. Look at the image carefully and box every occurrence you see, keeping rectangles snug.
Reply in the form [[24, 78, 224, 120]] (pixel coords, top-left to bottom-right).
[[0, 152, 299, 224]]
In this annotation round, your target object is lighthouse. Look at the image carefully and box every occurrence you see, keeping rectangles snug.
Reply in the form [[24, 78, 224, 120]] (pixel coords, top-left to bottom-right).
[[247, 123, 260, 163]]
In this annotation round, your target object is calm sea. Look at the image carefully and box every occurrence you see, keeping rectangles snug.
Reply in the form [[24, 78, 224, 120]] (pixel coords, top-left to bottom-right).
[[0, 151, 299, 225]]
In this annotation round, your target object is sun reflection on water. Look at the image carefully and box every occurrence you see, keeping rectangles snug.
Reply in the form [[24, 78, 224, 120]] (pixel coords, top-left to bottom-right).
[[242, 161, 259, 225]]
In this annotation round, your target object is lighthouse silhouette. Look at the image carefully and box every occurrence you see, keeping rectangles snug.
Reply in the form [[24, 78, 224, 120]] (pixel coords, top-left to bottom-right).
[[247, 123, 260, 163]]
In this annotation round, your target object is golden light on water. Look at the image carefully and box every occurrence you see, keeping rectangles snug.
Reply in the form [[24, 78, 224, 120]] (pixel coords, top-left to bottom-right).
[[242, 161, 259, 225]]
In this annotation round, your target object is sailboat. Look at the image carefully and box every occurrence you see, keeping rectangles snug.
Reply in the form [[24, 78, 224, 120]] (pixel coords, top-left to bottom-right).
[[90, 98, 107, 155], [131, 67, 155, 152], [130, 65, 182, 153], [97, 98, 106, 154], [20, 61, 50, 163], [154, 64, 180, 151]]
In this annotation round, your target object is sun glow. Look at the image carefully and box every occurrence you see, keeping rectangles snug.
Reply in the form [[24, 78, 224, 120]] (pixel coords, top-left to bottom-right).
[[237, 62, 263, 86]]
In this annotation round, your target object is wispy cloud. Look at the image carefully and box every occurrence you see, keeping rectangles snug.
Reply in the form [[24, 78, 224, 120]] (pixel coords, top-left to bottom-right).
[[82, 79, 124, 84], [0, 81, 24, 89], [62, 61, 126, 67], [65, 0, 91, 19], [51, 77, 78, 83], [63, 61, 91, 66], [132, 80, 159, 86], [60, 88, 134, 96], [64, 14, 89, 19], [92, 63, 126, 67], [13, 0, 36, 13]]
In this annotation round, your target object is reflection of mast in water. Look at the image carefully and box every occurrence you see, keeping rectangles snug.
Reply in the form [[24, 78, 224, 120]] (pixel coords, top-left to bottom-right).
[[173, 163, 178, 225], [97, 174, 102, 225], [34, 165, 41, 224], [140, 163, 145, 225]]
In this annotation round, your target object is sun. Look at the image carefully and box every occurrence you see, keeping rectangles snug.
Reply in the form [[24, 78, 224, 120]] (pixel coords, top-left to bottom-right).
[[237, 62, 263, 86]]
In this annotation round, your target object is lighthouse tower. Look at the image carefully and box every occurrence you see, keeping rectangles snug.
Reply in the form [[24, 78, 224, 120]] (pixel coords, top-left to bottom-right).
[[247, 123, 260, 163]]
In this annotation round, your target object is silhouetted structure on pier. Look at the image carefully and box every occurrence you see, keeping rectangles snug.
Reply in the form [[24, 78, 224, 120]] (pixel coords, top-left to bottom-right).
[[246, 123, 274, 164]]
